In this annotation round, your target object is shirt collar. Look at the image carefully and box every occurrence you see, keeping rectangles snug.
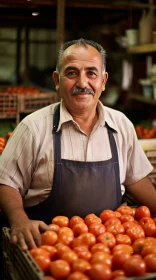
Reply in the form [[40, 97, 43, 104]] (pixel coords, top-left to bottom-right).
[[58, 99, 118, 133]]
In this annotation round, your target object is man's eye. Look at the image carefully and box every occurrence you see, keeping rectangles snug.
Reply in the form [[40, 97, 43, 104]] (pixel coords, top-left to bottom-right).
[[88, 71, 97, 78], [67, 71, 77, 77]]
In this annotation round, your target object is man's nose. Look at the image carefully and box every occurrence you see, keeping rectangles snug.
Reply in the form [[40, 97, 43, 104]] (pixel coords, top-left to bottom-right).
[[76, 73, 88, 88]]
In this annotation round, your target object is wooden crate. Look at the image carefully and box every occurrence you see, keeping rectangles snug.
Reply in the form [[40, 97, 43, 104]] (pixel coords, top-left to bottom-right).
[[18, 91, 58, 113], [0, 94, 19, 124], [145, 149, 156, 187]]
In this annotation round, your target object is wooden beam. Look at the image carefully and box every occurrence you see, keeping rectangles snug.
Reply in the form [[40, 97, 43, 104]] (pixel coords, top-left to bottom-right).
[[56, 0, 65, 51]]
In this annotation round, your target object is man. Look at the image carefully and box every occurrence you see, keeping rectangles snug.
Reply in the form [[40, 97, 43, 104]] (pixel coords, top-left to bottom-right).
[[0, 38, 155, 253]]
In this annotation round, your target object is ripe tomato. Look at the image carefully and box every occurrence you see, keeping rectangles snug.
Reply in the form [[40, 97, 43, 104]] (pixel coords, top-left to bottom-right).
[[132, 238, 146, 254], [145, 237, 156, 245], [73, 247, 92, 261], [88, 262, 112, 280], [29, 247, 50, 258], [71, 259, 91, 273], [40, 245, 57, 260], [51, 216, 69, 227], [72, 222, 88, 237], [112, 244, 133, 255], [123, 256, 146, 277], [90, 243, 110, 254], [141, 244, 156, 257], [69, 216, 84, 228], [135, 206, 151, 221], [97, 232, 116, 249], [139, 216, 155, 227], [88, 223, 106, 236], [41, 230, 58, 246], [77, 233, 96, 248], [122, 221, 138, 231], [84, 214, 102, 226], [48, 224, 60, 233], [67, 271, 90, 280], [115, 234, 131, 245], [106, 223, 125, 236], [61, 250, 78, 264], [116, 205, 133, 216], [49, 260, 71, 279], [119, 214, 134, 224], [104, 218, 121, 227], [44, 276, 56, 280], [99, 209, 115, 222], [91, 251, 112, 267], [114, 211, 122, 218], [58, 226, 74, 245], [55, 243, 71, 258], [126, 224, 145, 242], [142, 222, 156, 237], [144, 253, 156, 272], [112, 251, 131, 270], [111, 269, 126, 279], [34, 254, 51, 273]]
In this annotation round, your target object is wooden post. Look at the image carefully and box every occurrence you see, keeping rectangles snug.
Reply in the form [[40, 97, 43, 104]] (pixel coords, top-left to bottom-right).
[[56, 0, 65, 52]]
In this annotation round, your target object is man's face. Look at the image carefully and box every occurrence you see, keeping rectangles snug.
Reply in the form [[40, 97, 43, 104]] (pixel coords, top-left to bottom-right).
[[53, 44, 108, 113]]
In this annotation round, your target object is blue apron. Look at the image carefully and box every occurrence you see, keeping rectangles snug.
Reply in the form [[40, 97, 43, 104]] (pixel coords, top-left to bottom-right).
[[24, 104, 122, 223]]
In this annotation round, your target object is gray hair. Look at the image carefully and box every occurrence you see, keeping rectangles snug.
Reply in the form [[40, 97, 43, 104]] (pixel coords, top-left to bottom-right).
[[56, 38, 106, 74]]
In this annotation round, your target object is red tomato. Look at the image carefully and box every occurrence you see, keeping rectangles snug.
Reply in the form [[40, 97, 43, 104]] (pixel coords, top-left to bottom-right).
[[115, 234, 131, 245], [77, 233, 96, 248], [123, 256, 146, 277], [58, 226, 74, 245], [142, 222, 156, 237], [141, 244, 156, 257], [34, 254, 51, 273], [55, 243, 71, 258], [84, 214, 102, 226], [135, 206, 151, 221], [69, 216, 84, 228], [61, 250, 78, 264], [48, 224, 60, 233], [88, 262, 112, 280], [88, 223, 106, 236], [116, 205, 133, 216], [97, 232, 116, 249], [99, 209, 115, 223], [144, 253, 156, 272], [132, 238, 147, 254], [112, 244, 133, 255], [91, 251, 112, 267], [122, 221, 138, 231], [49, 260, 71, 279], [104, 218, 121, 227], [145, 237, 156, 245], [71, 259, 91, 273], [29, 247, 50, 258], [114, 211, 122, 218], [126, 224, 145, 242], [41, 230, 58, 246], [73, 247, 92, 261], [112, 251, 131, 270], [44, 276, 56, 280], [119, 214, 134, 224], [67, 271, 90, 280], [139, 216, 155, 227], [72, 222, 88, 237], [111, 269, 126, 279], [40, 245, 57, 260], [90, 243, 110, 254], [106, 223, 125, 236], [51, 216, 69, 227]]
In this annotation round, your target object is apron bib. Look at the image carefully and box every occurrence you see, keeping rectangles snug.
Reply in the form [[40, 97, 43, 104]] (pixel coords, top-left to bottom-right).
[[25, 104, 122, 223]]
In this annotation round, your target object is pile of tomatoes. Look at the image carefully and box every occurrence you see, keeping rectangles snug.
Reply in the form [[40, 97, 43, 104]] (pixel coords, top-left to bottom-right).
[[29, 205, 156, 280], [0, 132, 12, 154]]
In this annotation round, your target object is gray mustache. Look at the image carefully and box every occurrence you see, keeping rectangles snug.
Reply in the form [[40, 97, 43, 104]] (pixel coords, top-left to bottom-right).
[[71, 87, 95, 96]]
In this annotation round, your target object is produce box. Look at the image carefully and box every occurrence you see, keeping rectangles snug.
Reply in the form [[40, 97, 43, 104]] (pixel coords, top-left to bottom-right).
[[2, 227, 156, 280], [0, 94, 19, 124], [18, 91, 58, 113]]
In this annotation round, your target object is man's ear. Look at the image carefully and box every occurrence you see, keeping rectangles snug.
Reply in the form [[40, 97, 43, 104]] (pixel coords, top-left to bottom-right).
[[52, 71, 60, 92], [102, 72, 108, 91]]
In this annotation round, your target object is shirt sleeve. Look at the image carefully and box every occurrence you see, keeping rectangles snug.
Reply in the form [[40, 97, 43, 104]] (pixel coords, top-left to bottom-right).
[[124, 122, 153, 185], [0, 122, 36, 196]]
